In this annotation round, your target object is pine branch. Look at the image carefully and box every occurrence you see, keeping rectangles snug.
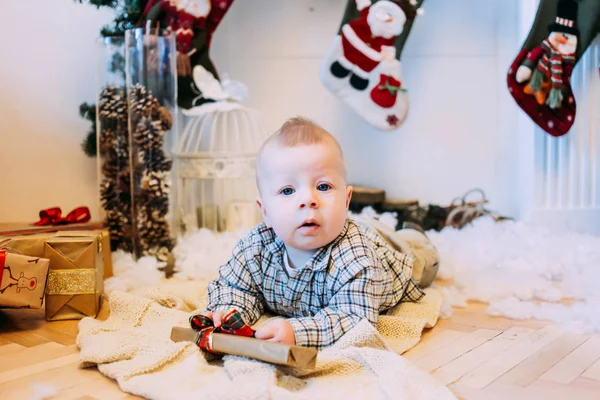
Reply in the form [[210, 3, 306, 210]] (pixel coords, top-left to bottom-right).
[[75, 0, 148, 37], [74, 0, 119, 9], [81, 131, 97, 157], [79, 102, 98, 157]]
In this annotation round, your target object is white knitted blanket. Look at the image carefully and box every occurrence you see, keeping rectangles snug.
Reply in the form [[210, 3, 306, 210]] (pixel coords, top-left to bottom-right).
[[77, 280, 456, 400]]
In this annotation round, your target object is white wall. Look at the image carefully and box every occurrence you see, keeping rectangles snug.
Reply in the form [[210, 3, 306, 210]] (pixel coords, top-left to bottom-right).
[[0, 1, 114, 223], [0, 0, 521, 223], [210, 0, 521, 217]]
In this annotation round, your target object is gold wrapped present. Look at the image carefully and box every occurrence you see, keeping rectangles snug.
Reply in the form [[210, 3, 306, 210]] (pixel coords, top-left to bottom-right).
[[0, 251, 50, 309], [170, 327, 318, 369], [56, 229, 113, 279], [43, 236, 104, 321], [0, 228, 113, 279]]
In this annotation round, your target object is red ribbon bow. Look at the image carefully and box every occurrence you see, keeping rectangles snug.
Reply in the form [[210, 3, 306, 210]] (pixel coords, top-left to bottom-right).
[[0, 251, 6, 287], [188, 309, 255, 354], [34, 207, 91, 226]]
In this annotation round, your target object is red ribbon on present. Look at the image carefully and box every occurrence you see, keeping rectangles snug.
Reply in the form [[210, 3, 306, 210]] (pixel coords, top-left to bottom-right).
[[188, 309, 255, 354], [34, 207, 91, 226], [0, 251, 6, 287]]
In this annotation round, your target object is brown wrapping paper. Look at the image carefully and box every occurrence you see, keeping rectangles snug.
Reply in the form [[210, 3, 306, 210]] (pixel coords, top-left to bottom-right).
[[43, 237, 104, 321], [0, 228, 112, 279], [0, 221, 105, 236], [170, 327, 318, 369], [0, 252, 50, 309], [55, 230, 112, 279]]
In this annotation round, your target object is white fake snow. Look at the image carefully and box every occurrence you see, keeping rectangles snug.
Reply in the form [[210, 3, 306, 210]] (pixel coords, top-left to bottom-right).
[[107, 210, 600, 334]]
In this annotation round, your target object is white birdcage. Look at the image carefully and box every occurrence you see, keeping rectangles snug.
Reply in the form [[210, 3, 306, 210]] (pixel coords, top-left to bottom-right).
[[172, 67, 267, 233]]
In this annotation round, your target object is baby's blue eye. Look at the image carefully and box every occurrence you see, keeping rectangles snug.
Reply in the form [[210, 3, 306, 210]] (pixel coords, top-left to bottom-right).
[[281, 187, 294, 195], [317, 184, 331, 191]]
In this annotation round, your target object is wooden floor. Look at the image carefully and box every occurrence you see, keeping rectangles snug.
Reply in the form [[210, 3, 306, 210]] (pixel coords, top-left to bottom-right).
[[407, 303, 600, 399], [1, 300, 600, 399]]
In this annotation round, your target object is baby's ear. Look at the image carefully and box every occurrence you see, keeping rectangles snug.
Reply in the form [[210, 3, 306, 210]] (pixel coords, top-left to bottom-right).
[[255, 197, 271, 227], [345, 186, 354, 209]]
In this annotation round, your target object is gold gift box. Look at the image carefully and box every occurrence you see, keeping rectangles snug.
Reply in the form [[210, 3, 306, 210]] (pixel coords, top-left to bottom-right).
[[170, 327, 318, 369], [0, 228, 113, 280], [43, 237, 104, 321], [0, 252, 50, 309]]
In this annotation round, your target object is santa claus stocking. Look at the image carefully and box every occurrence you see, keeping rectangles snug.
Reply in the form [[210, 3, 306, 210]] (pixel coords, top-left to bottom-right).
[[320, 0, 424, 130], [507, 0, 600, 137], [144, 0, 235, 110]]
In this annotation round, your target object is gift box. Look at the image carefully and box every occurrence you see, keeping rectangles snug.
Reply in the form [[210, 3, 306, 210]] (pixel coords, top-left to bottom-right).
[[0, 227, 113, 279], [170, 327, 318, 369], [43, 236, 104, 321], [55, 229, 113, 279], [0, 251, 50, 309]]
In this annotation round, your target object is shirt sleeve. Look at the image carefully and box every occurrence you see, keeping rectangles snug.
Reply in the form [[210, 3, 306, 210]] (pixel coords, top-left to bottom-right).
[[286, 263, 385, 349], [206, 238, 265, 325]]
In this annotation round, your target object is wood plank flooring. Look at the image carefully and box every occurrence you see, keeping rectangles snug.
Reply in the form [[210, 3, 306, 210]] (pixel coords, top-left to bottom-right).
[[1, 298, 599, 399]]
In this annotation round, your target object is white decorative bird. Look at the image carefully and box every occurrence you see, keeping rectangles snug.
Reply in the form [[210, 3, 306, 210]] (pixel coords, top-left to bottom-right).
[[192, 65, 249, 102], [185, 65, 250, 116]]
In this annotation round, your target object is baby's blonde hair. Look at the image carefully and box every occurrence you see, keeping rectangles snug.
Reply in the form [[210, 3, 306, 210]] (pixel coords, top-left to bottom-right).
[[260, 116, 342, 153], [255, 117, 346, 190]]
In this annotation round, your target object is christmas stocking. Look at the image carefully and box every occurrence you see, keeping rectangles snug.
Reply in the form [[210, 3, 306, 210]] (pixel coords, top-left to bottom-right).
[[320, 0, 424, 130], [144, 0, 235, 110], [507, 0, 600, 137]]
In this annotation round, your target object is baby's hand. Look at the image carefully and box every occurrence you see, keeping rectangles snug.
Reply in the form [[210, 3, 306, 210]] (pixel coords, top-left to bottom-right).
[[255, 319, 296, 345], [200, 310, 225, 328]]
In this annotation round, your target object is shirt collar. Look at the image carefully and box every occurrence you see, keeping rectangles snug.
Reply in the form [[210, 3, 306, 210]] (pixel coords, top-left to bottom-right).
[[265, 219, 351, 272], [309, 219, 350, 272]]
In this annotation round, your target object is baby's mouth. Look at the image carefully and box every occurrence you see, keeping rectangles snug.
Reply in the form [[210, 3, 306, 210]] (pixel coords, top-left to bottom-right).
[[299, 220, 320, 229]]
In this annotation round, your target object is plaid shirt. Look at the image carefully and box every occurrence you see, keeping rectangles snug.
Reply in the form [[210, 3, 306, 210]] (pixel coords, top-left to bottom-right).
[[206, 218, 425, 349]]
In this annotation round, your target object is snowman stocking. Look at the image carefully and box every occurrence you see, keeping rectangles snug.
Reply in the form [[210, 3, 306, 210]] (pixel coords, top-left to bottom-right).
[[144, 0, 235, 110], [507, 0, 600, 137], [320, 0, 424, 130]]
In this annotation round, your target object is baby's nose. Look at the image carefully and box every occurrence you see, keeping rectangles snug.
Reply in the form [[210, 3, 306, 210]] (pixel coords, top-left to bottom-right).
[[299, 200, 318, 209], [299, 192, 319, 209]]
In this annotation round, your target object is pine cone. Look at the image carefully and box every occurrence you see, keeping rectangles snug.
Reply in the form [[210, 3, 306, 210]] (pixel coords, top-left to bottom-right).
[[129, 84, 156, 118], [136, 206, 173, 255], [133, 117, 163, 151], [100, 178, 117, 209], [101, 147, 131, 184], [156, 106, 172, 131], [140, 171, 169, 198], [105, 141, 128, 161], [145, 195, 170, 217], [139, 149, 172, 172], [106, 209, 133, 252], [98, 86, 127, 121], [101, 157, 119, 180], [138, 222, 172, 253], [150, 97, 161, 115], [101, 178, 131, 213], [98, 128, 116, 154]]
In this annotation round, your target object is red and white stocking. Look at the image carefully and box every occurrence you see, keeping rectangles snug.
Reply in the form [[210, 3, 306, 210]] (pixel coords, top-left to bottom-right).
[[320, 0, 423, 130], [506, 0, 593, 137], [370, 73, 405, 108]]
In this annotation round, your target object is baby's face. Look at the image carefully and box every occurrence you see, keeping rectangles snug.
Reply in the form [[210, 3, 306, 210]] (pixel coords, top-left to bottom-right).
[[256, 143, 352, 252]]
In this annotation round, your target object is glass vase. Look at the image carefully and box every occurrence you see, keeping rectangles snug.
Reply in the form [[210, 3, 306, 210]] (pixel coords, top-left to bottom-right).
[[125, 28, 178, 262], [96, 36, 133, 253]]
